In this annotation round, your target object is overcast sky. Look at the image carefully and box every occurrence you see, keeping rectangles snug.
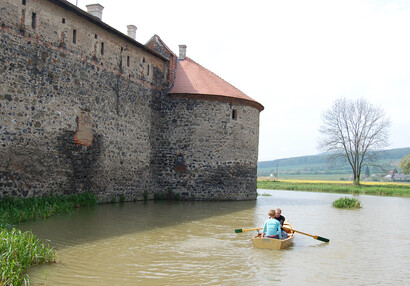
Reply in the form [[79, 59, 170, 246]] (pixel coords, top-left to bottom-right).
[[70, 0, 410, 161]]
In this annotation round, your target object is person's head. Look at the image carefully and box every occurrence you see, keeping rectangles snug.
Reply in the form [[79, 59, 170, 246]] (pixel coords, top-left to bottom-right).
[[275, 208, 282, 218], [268, 209, 276, 218]]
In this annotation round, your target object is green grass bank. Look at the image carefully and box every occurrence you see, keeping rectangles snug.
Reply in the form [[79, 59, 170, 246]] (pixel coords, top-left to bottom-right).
[[1, 193, 98, 285], [257, 180, 410, 197]]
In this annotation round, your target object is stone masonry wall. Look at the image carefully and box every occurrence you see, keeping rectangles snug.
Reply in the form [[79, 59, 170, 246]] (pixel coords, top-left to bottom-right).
[[157, 96, 260, 200], [0, 0, 168, 201]]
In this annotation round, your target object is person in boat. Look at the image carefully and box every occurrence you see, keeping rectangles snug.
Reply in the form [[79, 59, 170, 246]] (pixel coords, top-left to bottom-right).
[[274, 208, 285, 226], [261, 209, 282, 240], [274, 208, 288, 239]]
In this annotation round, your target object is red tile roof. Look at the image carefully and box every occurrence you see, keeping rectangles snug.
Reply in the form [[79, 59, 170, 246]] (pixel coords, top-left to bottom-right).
[[169, 58, 264, 111]]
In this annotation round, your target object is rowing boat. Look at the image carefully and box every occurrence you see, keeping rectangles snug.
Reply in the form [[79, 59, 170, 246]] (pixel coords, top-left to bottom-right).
[[251, 222, 295, 250]]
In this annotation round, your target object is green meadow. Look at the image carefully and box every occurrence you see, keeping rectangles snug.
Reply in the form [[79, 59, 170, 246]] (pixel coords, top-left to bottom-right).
[[257, 180, 410, 197]]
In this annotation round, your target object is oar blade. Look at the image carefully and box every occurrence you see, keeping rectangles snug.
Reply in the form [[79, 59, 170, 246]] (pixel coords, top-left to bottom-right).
[[317, 236, 330, 242], [235, 229, 243, 233]]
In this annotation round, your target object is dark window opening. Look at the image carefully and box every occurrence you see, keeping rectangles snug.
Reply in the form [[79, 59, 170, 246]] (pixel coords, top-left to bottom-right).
[[127, 56, 130, 67], [232, 109, 238, 120], [95, 34, 97, 39], [142, 57, 145, 63], [62, 18, 65, 24], [176, 155, 183, 166], [20, 9, 26, 32], [72, 29, 77, 44], [147, 65, 150, 76], [31, 12, 36, 29], [101, 42, 104, 55], [121, 47, 123, 52], [22, 0, 26, 5], [175, 153, 186, 172]]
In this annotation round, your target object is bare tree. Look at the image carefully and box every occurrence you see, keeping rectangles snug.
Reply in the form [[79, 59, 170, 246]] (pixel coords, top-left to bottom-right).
[[318, 98, 391, 184]]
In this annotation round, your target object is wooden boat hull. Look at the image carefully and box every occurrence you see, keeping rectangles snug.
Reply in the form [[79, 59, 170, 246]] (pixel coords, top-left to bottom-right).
[[251, 223, 295, 250]]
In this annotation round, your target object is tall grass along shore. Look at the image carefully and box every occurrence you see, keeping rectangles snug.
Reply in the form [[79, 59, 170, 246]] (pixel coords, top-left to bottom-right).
[[257, 179, 410, 197], [1, 193, 98, 285]]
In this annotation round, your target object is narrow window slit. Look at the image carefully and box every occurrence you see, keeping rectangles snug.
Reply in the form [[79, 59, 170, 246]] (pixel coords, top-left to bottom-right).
[[72, 29, 77, 44], [232, 109, 238, 120], [31, 12, 36, 29]]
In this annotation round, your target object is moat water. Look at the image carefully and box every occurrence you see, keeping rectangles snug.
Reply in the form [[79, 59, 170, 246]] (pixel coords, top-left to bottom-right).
[[21, 190, 410, 285]]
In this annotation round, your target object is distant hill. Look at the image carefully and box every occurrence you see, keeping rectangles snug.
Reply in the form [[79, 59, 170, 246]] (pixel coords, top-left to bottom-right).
[[257, 147, 410, 180]]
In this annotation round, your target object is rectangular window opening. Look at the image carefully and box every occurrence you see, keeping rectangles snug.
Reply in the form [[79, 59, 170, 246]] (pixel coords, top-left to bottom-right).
[[22, 0, 26, 5], [62, 18, 65, 24], [147, 65, 150, 76], [127, 56, 130, 67], [31, 12, 36, 29], [72, 29, 77, 44], [101, 42, 104, 55], [232, 109, 238, 120]]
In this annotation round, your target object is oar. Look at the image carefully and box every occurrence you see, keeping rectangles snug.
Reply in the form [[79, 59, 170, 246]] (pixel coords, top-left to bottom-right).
[[235, 227, 262, 233], [282, 227, 329, 242]]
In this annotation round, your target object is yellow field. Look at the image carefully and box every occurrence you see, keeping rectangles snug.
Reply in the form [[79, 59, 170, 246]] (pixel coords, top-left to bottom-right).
[[257, 177, 410, 186]]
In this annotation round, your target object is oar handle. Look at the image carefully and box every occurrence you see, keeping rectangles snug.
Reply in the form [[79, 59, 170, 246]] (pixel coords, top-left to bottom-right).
[[242, 227, 263, 232], [282, 227, 315, 238], [282, 227, 329, 242]]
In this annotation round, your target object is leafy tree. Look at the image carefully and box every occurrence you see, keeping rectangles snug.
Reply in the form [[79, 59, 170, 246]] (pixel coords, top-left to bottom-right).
[[318, 98, 391, 185], [399, 153, 410, 174]]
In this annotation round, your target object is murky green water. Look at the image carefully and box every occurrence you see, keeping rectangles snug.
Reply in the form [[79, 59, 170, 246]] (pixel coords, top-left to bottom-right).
[[21, 190, 410, 285]]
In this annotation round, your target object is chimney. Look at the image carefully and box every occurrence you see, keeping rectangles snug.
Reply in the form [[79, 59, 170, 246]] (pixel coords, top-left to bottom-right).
[[127, 25, 137, 40], [179, 45, 187, 60], [86, 4, 104, 20]]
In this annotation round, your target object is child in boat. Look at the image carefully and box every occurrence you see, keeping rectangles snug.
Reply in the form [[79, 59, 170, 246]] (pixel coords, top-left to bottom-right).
[[274, 208, 288, 239], [262, 209, 282, 239]]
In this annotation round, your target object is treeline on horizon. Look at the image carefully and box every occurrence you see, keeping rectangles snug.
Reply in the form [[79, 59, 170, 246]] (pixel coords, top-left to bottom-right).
[[257, 147, 410, 178]]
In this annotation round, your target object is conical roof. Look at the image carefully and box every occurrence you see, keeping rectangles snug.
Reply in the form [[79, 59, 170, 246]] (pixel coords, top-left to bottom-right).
[[169, 58, 264, 111]]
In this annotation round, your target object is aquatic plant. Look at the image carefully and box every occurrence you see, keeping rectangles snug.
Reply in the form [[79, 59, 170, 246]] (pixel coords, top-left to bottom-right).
[[0, 192, 98, 225], [332, 197, 361, 208], [0, 228, 56, 285], [0, 192, 97, 285]]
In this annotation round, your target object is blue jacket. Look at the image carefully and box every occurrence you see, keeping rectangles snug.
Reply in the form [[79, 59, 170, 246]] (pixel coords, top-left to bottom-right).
[[262, 218, 282, 239]]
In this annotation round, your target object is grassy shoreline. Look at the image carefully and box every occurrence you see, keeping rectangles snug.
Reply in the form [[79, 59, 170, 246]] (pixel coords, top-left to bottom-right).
[[257, 179, 410, 197], [1, 193, 98, 285]]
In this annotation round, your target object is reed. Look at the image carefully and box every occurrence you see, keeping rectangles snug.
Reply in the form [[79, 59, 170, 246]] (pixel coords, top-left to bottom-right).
[[0, 228, 56, 285], [0, 192, 98, 225], [257, 180, 410, 197], [0, 192, 97, 285], [333, 197, 361, 208]]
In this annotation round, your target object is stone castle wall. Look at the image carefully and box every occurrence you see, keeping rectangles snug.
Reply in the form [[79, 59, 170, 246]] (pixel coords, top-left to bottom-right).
[[157, 96, 260, 200], [0, 0, 168, 201], [0, 0, 261, 201]]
